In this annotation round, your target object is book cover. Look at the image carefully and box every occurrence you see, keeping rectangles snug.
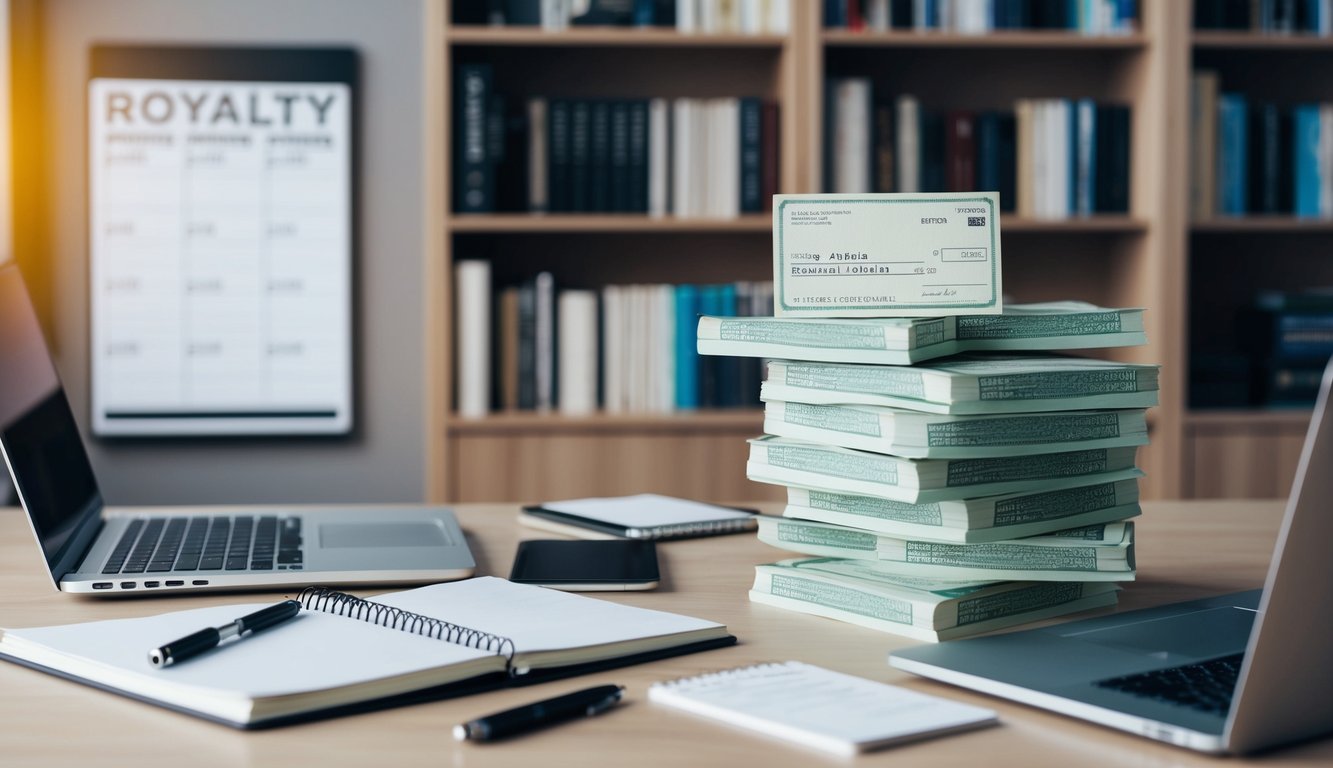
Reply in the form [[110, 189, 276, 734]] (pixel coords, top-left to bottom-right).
[[1217, 93, 1249, 216], [547, 99, 571, 212], [740, 97, 763, 213], [609, 101, 631, 213], [453, 63, 493, 213]]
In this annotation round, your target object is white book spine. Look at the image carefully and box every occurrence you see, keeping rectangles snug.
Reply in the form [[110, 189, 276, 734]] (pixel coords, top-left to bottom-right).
[[725, 98, 742, 218], [558, 291, 598, 416], [896, 95, 920, 194], [834, 79, 872, 194], [867, 0, 890, 30], [740, 0, 760, 34], [535, 271, 555, 411], [454, 260, 491, 419], [602, 285, 623, 413], [768, 0, 790, 33], [527, 98, 548, 213], [541, 0, 569, 30], [672, 99, 692, 218], [659, 284, 677, 413], [649, 98, 669, 218]]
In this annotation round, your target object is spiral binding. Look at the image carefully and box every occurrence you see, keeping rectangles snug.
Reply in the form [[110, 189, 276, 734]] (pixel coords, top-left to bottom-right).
[[297, 586, 516, 664]]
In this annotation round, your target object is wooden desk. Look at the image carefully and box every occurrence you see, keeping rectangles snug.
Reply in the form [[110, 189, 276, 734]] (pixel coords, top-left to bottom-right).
[[0, 502, 1329, 767]]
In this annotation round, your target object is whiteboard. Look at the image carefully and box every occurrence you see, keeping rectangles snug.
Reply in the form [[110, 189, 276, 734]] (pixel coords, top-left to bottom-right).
[[88, 47, 355, 436]]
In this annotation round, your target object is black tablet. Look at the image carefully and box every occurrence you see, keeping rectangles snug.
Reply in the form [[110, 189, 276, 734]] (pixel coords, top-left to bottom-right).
[[509, 540, 661, 591]]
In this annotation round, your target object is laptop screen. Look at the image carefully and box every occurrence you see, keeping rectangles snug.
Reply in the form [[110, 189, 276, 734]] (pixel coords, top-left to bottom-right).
[[0, 264, 103, 571]]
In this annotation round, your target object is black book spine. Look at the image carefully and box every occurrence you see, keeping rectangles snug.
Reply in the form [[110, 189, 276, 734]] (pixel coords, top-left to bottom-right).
[[920, 109, 945, 193], [497, 96, 530, 212], [570, 101, 592, 212], [739, 98, 763, 213], [975, 111, 998, 194], [504, 0, 542, 24], [610, 101, 631, 213], [453, 63, 494, 213], [1252, 103, 1282, 214], [590, 101, 611, 212], [1105, 105, 1131, 213], [653, 0, 676, 26], [1277, 107, 1294, 213], [548, 100, 570, 213], [517, 280, 537, 410], [891, 0, 912, 27], [628, 100, 649, 213]]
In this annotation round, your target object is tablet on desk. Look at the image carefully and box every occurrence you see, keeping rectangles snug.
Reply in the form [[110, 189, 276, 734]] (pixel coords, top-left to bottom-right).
[[509, 540, 660, 591]]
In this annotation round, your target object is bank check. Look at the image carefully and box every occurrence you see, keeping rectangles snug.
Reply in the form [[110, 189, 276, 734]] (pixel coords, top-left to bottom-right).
[[773, 193, 1002, 318]]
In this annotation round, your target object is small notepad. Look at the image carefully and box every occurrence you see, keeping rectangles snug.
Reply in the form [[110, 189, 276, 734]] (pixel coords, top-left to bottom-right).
[[519, 494, 758, 540], [648, 661, 997, 756]]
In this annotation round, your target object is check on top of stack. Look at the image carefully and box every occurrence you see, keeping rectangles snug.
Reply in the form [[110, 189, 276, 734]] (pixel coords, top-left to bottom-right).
[[697, 302, 1158, 642]]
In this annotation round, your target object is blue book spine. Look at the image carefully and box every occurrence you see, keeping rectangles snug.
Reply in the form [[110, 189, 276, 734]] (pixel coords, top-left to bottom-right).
[[1118, 0, 1137, 29], [1077, 99, 1097, 215], [674, 285, 700, 409], [633, 0, 655, 25], [1293, 105, 1321, 218], [1218, 94, 1249, 215]]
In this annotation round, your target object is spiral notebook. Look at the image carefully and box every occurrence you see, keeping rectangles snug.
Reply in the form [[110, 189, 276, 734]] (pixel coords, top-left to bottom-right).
[[649, 662, 997, 756], [519, 494, 759, 540], [0, 577, 733, 728]]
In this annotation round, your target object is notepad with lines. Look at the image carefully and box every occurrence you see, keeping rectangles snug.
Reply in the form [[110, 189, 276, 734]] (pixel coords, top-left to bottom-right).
[[648, 661, 997, 756], [0, 577, 733, 729]]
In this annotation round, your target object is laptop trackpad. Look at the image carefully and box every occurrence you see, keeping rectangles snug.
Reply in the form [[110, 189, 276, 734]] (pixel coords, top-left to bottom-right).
[[320, 523, 450, 548], [1063, 606, 1255, 661]]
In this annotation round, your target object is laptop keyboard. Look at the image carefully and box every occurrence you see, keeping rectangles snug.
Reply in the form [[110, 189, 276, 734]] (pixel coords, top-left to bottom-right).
[[1094, 653, 1245, 715], [101, 516, 304, 574]]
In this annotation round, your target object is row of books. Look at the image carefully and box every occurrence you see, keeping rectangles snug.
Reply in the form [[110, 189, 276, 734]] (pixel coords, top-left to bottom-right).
[[1194, 0, 1333, 33], [824, 0, 1137, 33], [1192, 289, 1333, 408], [454, 0, 792, 34], [698, 303, 1157, 640], [1191, 72, 1333, 218], [454, 65, 780, 215], [454, 261, 774, 417], [825, 89, 1131, 217]]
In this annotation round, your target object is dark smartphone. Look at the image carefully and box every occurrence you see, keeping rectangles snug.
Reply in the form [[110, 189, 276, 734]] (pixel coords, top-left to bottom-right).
[[509, 540, 660, 591]]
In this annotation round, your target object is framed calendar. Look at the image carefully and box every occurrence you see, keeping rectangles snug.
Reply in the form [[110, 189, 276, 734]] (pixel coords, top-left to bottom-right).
[[88, 46, 356, 436]]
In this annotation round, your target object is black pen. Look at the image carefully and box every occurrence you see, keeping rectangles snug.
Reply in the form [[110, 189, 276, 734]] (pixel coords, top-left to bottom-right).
[[453, 684, 625, 742], [148, 599, 302, 668]]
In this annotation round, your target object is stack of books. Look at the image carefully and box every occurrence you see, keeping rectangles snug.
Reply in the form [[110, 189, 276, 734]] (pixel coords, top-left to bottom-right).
[[697, 302, 1160, 641]]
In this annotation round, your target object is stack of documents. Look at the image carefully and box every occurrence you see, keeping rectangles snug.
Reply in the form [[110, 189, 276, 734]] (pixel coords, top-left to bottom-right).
[[699, 305, 1158, 642]]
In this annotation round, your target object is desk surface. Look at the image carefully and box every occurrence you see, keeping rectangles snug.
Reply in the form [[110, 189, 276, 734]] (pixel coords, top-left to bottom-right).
[[0, 501, 1329, 767]]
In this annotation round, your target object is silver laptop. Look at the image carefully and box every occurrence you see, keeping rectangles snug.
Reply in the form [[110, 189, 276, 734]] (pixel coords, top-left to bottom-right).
[[0, 262, 475, 595], [890, 359, 1333, 754]]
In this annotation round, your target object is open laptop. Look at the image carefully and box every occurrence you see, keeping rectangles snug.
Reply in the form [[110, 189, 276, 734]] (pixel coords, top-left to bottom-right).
[[0, 262, 475, 595], [890, 358, 1333, 754]]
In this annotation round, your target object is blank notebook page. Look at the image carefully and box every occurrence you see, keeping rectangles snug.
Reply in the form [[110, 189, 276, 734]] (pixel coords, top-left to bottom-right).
[[648, 661, 997, 756]]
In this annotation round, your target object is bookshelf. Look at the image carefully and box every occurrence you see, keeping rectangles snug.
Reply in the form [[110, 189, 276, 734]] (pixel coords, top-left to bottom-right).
[[433, 1, 1324, 504], [1184, 15, 1333, 498]]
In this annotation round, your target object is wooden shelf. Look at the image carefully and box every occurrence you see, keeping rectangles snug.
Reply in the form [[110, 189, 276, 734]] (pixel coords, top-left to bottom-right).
[[1192, 31, 1333, 50], [449, 409, 764, 436], [447, 214, 1146, 235], [448, 214, 772, 234], [446, 26, 787, 48], [1186, 409, 1313, 428], [1192, 217, 1333, 233], [1001, 215, 1148, 233], [822, 29, 1147, 49]]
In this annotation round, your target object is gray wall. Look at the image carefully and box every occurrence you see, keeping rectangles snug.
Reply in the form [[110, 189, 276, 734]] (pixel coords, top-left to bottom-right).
[[37, 0, 432, 505]]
